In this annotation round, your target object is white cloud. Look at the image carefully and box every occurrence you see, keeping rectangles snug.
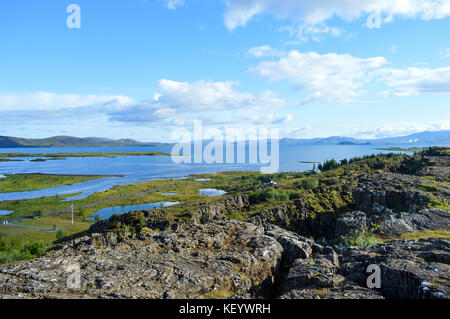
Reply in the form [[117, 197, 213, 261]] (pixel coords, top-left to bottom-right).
[[0, 82, 289, 130], [377, 66, 450, 96], [109, 79, 287, 128], [249, 50, 387, 103], [223, 0, 450, 30], [156, 79, 284, 111], [351, 120, 450, 139], [279, 113, 293, 124], [0, 92, 132, 111], [250, 49, 450, 102], [162, 0, 184, 10]]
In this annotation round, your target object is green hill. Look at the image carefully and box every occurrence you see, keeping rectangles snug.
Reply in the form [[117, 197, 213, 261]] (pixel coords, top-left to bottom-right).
[[0, 136, 168, 148]]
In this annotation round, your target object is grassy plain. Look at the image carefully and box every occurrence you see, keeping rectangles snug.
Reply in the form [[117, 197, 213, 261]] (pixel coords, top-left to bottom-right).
[[0, 173, 113, 193], [0, 151, 171, 158]]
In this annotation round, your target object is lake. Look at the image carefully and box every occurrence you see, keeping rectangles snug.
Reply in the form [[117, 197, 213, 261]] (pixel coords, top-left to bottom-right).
[[0, 143, 444, 202], [88, 202, 179, 221], [199, 189, 227, 196]]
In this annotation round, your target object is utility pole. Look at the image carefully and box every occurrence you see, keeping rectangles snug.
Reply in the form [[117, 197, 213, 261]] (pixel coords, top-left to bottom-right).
[[71, 203, 74, 224]]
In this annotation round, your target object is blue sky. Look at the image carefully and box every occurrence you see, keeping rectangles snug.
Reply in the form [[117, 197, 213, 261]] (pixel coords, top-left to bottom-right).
[[1, 0, 450, 142]]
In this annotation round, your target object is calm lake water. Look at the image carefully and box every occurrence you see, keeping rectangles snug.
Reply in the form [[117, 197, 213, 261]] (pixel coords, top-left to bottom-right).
[[0, 143, 445, 202], [199, 189, 227, 196], [89, 202, 179, 221]]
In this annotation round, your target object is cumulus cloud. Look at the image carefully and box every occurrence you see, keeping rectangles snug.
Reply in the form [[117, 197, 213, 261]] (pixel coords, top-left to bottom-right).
[[377, 66, 450, 96], [108, 79, 287, 128], [223, 0, 450, 30], [0, 92, 134, 132], [155, 79, 284, 111], [0, 92, 132, 111], [249, 50, 387, 103], [0, 82, 290, 131], [249, 49, 450, 102]]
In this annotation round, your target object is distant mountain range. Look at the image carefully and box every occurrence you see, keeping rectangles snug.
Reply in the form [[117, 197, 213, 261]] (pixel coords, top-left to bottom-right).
[[0, 130, 448, 148], [280, 130, 450, 146], [0, 136, 168, 148]]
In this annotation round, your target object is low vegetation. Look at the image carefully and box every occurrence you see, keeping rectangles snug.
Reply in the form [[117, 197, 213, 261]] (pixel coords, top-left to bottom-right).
[[0, 237, 48, 264], [397, 230, 450, 241], [0, 173, 110, 193], [318, 153, 399, 172], [427, 195, 450, 211], [294, 177, 319, 190], [339, 226, 381, 248], [0, 151, 171, 159], [250, 188, 290, 204]]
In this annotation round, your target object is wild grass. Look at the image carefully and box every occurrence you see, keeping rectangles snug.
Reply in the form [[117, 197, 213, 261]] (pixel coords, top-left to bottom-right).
[[0, 151, 171, 158], [0, 237, 48, 264], [0, 174, 109, 193]]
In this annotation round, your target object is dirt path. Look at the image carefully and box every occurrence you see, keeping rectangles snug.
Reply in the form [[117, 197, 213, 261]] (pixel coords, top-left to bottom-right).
[[4, 223, 60, 232]]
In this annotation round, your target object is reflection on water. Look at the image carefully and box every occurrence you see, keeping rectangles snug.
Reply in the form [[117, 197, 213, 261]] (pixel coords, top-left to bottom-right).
[[89, 202, 179, 221], [0, 210, 13, 216], [199, 189, 227, 196]]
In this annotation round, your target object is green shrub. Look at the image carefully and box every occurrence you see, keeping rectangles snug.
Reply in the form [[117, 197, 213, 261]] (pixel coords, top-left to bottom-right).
[[341, 235, 379, 248], [295, 178, 319, 190], [33, 210, 42, 218], [420, 183, 438, 192], [78, 207, 93, 222], [339, 225, 380, 248], [0, 238, 48, 264], [56, 230, 66, 241], [121, 224, 135, 235], [250, 188, 289, 204]]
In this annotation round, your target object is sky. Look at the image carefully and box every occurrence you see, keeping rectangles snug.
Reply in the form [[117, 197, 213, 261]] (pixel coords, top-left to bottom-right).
[[1, 0, 450, 142]]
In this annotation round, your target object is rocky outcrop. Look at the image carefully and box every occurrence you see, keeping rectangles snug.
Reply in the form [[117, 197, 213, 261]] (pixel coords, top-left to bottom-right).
[[1, 215, 448, 299], [378, 209, 450, 238], [192, 194, 249, 223], [277, 238, 450, 299], [353, 174, 432, 214], [335, 211, 367, 239], [339, 238, 450, 299], [0, 220, 284, 299]]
